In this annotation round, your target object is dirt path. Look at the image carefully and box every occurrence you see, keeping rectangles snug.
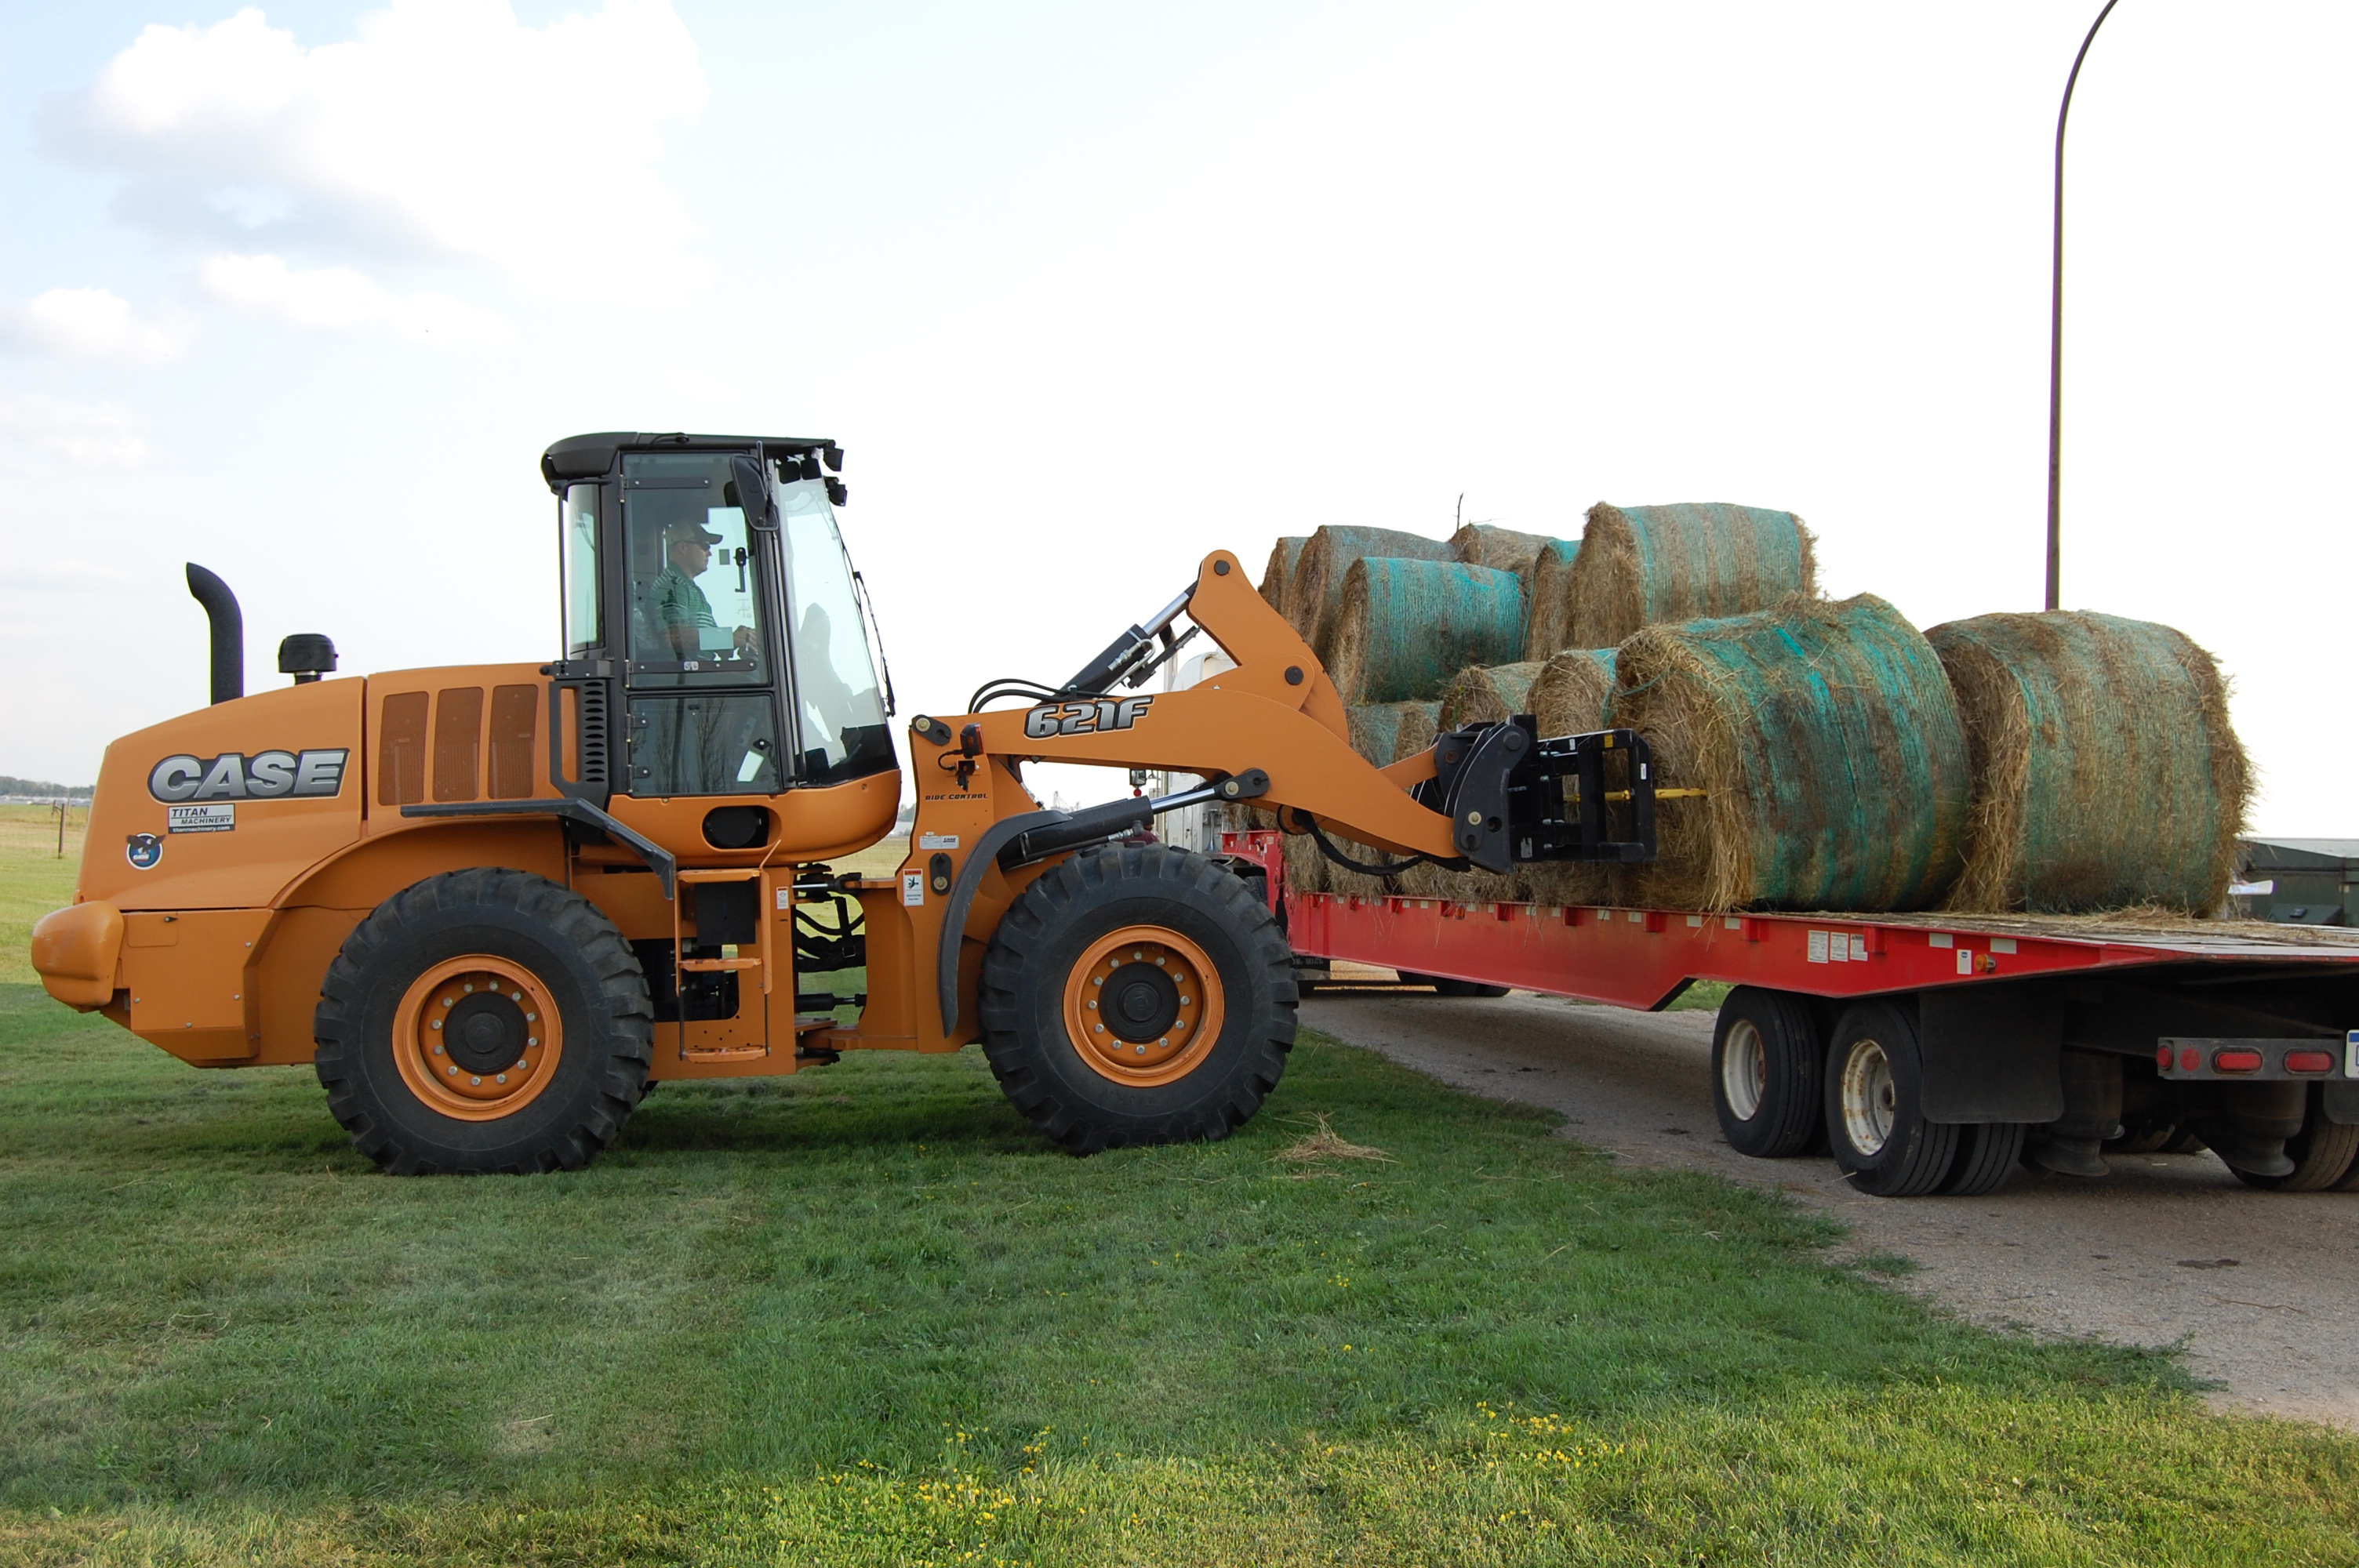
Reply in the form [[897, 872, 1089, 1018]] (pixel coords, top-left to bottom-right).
[[1302, 987, 2359, 1429]]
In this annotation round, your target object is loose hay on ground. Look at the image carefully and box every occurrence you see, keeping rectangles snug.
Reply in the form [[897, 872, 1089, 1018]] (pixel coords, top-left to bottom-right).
[[1568, 502, 1818, 649], [1927, 610, 2250, 913], [1608, 593, 1970, 912]]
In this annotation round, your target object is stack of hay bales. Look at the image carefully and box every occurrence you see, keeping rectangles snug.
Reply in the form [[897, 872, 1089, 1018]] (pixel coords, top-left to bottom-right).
[[1608, 594, 1970, 912], [1521, 648, 1619, 908], [1438, 662, 1544, 728], [1927, 612, 2249, 913]]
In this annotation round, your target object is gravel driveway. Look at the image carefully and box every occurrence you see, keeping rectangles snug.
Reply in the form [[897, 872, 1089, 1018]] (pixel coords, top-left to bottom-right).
[[1302, 985, 2359, 1429]]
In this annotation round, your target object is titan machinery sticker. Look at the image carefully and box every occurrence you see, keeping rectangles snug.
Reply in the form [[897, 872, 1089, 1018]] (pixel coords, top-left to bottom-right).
[[148, 749, 348, 803], [167, 803, 236, 833]]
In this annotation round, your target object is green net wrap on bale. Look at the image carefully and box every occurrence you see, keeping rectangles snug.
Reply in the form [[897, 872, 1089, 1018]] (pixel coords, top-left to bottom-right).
[[1288, 525, 1457, 651], [1345, 701, 1434, 768], [1925, 612, 2250, 914], [1439, 662, 1544, 728], [1608, 593, 1969, 913], [1260, 537, 1307, 614], [1326, 557, 1527, 705], [1523, 539, 1582, 660], [1568, 503, 1818, 650]]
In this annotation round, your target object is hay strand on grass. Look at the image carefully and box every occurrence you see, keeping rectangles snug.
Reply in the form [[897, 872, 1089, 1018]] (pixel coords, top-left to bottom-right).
[[1259, 537, 1309, 615], [1288, 526, 1457, 649], [1274, 1112, 1394, 1164], [1325, 557, 1527, 705], [1523, 539, 1583, 659], [1568, 503, 1818, 650], [1926, 611, 2250, 914], [1438, 662, 1546, 728], [1608, 593, 1969, 912]]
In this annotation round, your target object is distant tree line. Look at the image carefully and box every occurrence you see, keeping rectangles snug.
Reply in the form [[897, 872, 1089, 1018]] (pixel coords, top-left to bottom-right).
[[0, 776, 94, 800]]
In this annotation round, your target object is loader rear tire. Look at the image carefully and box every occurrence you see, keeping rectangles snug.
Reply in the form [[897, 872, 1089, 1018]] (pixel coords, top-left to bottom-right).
[[979, 843, 1296, 1153], [314, 868, 653, 1175]]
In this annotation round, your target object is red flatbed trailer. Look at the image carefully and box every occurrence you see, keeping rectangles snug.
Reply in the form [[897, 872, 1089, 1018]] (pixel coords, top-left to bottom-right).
[[1222, 830, 2359, 1198]]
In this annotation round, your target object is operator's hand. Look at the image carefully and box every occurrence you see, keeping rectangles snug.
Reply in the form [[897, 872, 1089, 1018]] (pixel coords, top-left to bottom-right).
[[733, 625, 757, 653]]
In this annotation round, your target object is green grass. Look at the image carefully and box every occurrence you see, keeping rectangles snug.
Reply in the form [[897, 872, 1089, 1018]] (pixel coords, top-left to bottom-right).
[[5, 829, 2359, 1563]]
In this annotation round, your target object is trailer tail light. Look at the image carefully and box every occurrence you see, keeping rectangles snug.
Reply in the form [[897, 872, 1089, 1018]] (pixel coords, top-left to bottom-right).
[[2180, 1047, 2201, 1073], [2212, 1049, 2263, 1073], [2284, 1050, 2335, 1074], [2156, 1046, 2172, 1069]]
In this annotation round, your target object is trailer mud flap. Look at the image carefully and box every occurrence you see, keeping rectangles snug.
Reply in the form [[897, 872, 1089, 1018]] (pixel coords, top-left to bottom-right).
[[1918, 983, 2065, 1123]]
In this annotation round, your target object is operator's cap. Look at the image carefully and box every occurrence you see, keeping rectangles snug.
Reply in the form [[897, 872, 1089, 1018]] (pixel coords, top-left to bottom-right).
[[665, 518, 725, 546]]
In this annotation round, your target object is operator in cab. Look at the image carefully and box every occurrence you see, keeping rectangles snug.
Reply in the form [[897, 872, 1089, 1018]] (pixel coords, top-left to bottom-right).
[[649, 517, 757, 659]]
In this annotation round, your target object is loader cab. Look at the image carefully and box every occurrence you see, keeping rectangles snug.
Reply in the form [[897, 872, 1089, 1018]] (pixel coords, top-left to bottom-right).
[[542, 433, 893, 803]]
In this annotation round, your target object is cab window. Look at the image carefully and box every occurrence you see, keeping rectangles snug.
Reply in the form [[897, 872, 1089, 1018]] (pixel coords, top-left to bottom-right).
[[622, 453, 767, 688]]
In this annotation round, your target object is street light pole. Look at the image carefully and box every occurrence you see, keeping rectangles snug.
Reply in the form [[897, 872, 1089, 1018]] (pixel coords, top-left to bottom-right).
[[2047, 0, 2125, 612]]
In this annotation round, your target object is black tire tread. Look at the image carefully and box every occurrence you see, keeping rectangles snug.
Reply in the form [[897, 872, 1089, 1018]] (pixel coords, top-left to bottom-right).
[[1939, 1121, 2026, 1196], [314, 867, 652, 1175], [1826, 999, 1957, 1198], [1711, 986, 1823, 1159], [979, 844, 1295, 1153]]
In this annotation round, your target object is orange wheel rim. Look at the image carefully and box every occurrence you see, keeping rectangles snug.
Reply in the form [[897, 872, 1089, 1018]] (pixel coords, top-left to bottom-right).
[[391, 956, 565, 1121], [1061, 924, 1225, 1087]]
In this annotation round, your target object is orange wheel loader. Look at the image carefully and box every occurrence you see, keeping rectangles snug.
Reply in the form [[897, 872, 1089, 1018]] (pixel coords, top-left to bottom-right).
[[28, 432, 1656, 1174]]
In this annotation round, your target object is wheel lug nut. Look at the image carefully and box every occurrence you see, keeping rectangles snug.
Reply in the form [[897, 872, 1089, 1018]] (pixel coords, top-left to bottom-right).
[[496, 1073, 507, 1084], [471, 1076, 482, 1086]]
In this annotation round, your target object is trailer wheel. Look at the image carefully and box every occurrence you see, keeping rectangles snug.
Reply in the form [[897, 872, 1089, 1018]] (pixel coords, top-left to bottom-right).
[[1823, 1000, 1957, 1197], [2237, 1087, 2359, 1192], [314, 868, 652, 1175], [980, 843, 1296, 1153], [1938, 1122, 2026, 1196], [1710, 987, 1823, 1157]]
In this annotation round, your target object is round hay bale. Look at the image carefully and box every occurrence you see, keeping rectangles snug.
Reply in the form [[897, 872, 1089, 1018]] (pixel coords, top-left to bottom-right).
[[1450, 523, 1560, 583], [1287, 525, 1457, 649], [1522, 539, 1582, 659], [1346, 701, 1434, 768], [1925, 612, 2250, 913], [1568, 502, 1818, 650], [1528, 648, 1616, 738], [1390, 701, 1441, 763], [1438, 662, 1545, 729], [1608, 593, 1969, 912], [1326, 557, 1526, 705], [1283, 826, 1331, 895], [1259, 536, 1308, 615]]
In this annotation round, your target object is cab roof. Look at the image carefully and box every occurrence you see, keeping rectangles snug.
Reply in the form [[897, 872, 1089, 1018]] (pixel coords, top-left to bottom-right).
[[540, 431, 838, 493]]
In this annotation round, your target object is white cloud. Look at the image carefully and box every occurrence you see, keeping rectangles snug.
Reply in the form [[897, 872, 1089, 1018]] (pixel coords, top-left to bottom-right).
[[201, 252, 515, 344], [0, 394, 149, 468], [0, 288, 190, 363], [67, 0, 711, 304]]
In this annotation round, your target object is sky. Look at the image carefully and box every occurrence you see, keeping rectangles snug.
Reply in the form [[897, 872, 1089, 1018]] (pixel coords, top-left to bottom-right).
[[1, 0, 2353, 830]]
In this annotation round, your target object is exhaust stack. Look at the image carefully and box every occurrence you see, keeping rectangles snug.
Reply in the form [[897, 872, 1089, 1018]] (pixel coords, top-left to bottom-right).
[[185, 562, 243, 706]]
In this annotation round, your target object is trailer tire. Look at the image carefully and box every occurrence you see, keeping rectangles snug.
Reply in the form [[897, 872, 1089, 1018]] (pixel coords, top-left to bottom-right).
[[314, 868, 652, 1175], [1939, 1121, 2026, 1196], [1710, 987, 1823, 1157], [2238, 1087, 2359, 1192], [979, 843, 1296, 1153], [1824, 1000, 1957, 1197]]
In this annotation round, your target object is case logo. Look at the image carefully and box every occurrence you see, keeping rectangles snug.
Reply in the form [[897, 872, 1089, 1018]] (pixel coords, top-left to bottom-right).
[[1022, 695, 1154, 741], [149, 749, 348, 803]]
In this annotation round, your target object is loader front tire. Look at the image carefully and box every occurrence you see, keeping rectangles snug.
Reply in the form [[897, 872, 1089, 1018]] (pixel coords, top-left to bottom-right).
[[314, 869, 653, 1175], [979, 843, 1296, 1153]]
